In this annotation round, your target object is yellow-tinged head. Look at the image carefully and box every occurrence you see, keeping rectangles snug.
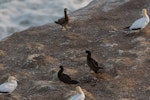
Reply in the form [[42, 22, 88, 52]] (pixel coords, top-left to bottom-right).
[[76, 86, 84, 94], [142, 8, 148, 16], [8, 76, 17, 83]]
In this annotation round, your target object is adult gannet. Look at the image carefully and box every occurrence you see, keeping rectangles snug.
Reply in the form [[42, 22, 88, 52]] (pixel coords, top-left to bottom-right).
[[124, 9, 149, 32], [58, 66, 79, 84], [55, 8, 70, 30], [0, 76, 18, 94], [86, 50, 103, 73], [69, 86, 85, 100]]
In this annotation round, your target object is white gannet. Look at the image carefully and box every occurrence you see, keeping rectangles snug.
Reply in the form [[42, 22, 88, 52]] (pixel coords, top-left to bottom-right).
[[124, 8, 149, 33], [69, 86, 85, 100], [0, 76, 18, 94]]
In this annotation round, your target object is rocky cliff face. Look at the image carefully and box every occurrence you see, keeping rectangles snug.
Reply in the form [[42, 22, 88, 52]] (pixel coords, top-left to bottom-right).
[[0, 0, 150, 100]]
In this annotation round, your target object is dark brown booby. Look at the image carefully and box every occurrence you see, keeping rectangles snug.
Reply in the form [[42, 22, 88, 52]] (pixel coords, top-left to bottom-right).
[[58, 66, 79, 84], [86, 50, 103, 73], [55, 8, 69, 30]]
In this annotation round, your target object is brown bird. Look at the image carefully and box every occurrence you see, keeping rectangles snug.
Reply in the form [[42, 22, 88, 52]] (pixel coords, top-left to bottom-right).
[[58, 66, 79, 84], [86, 50, 103, 73], [55, 8, 70, 30]]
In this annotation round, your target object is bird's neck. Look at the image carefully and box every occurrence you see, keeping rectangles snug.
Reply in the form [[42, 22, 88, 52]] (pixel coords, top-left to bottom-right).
[[143, 14, 150, 22], [58, 67, 64, 74], [145, 14, 149, 19], [87, 53, 91, 58], [13, 81, 17, 86], [77, 88, 84, 95], [9, 80, 17, 85], [64, 10, 68, 20], [142, 11, 148, 17]]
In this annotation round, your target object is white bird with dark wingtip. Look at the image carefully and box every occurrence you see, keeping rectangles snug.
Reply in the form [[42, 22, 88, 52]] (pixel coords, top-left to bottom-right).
[[0, 76, 18, 94], [69, 86, 85, 100], [124, 8, 149, 33]]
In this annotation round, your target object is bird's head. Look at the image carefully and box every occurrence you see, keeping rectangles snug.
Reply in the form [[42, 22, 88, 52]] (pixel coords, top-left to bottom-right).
[[86, 50, 91, 55], [8, 76, 17, 83], [76, 86, 84, 94], [59, 66, 63, 69], [64, 8, 67, 11], [142, 8, 147, 17]]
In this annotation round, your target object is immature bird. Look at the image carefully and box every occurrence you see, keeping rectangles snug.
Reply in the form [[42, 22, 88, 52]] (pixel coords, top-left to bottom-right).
[[86, 50, 103, 73], [69, 86, 85, 100], [0, 76, 17, 94], [124, 9, 149, 33], [58, 66, 79, 84], [55, 8, 69, 30]]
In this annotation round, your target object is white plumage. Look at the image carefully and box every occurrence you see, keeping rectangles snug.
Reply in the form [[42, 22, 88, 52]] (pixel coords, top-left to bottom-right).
[[126, 9, 149, 31], [69, 86, 85, 100], [0, 76, 17, 94]]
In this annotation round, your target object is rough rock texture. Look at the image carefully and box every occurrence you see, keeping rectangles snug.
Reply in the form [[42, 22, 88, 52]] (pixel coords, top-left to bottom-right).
[[0, 0, 150, 100]]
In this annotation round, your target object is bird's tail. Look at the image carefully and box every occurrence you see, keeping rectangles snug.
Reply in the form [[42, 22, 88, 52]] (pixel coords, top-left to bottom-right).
[[124, 26, 130, 29], [55, 21, 58, 24], [96, 66, 104, 73], [0, 91, 9, 94], [99, 66, 103, 69], [99, 64, 104, 69], [70, 80, 79, 84]]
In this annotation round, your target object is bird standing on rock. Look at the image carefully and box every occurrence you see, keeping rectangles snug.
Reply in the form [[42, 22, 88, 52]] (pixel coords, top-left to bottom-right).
[[124, 8, 149, 34], [0, 76, 18, 95], [55, 8, 70, 30], [86, 50, 103, 73], [58, 66, 79, 84]]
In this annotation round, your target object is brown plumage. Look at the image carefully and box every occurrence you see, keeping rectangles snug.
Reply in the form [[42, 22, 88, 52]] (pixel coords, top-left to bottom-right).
[[55, 8, 69, 30], [86, 50, 103, 73]]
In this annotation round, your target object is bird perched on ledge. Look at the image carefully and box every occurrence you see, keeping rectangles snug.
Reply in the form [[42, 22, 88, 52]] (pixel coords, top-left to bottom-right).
[[86, 50, 103, 74], [0, 76, 18, 95], [55, 8, 70, 30], [58, 66, 79, 84], [124, 8, 149, 34]]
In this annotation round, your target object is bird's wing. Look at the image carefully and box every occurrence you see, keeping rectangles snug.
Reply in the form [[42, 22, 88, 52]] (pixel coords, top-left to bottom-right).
[[62, 73, 71, 80], [0, 82, 15, 93], [90, 58, 98, 67], [56, 17, 65, 24], [130, 17, 148, 30]]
